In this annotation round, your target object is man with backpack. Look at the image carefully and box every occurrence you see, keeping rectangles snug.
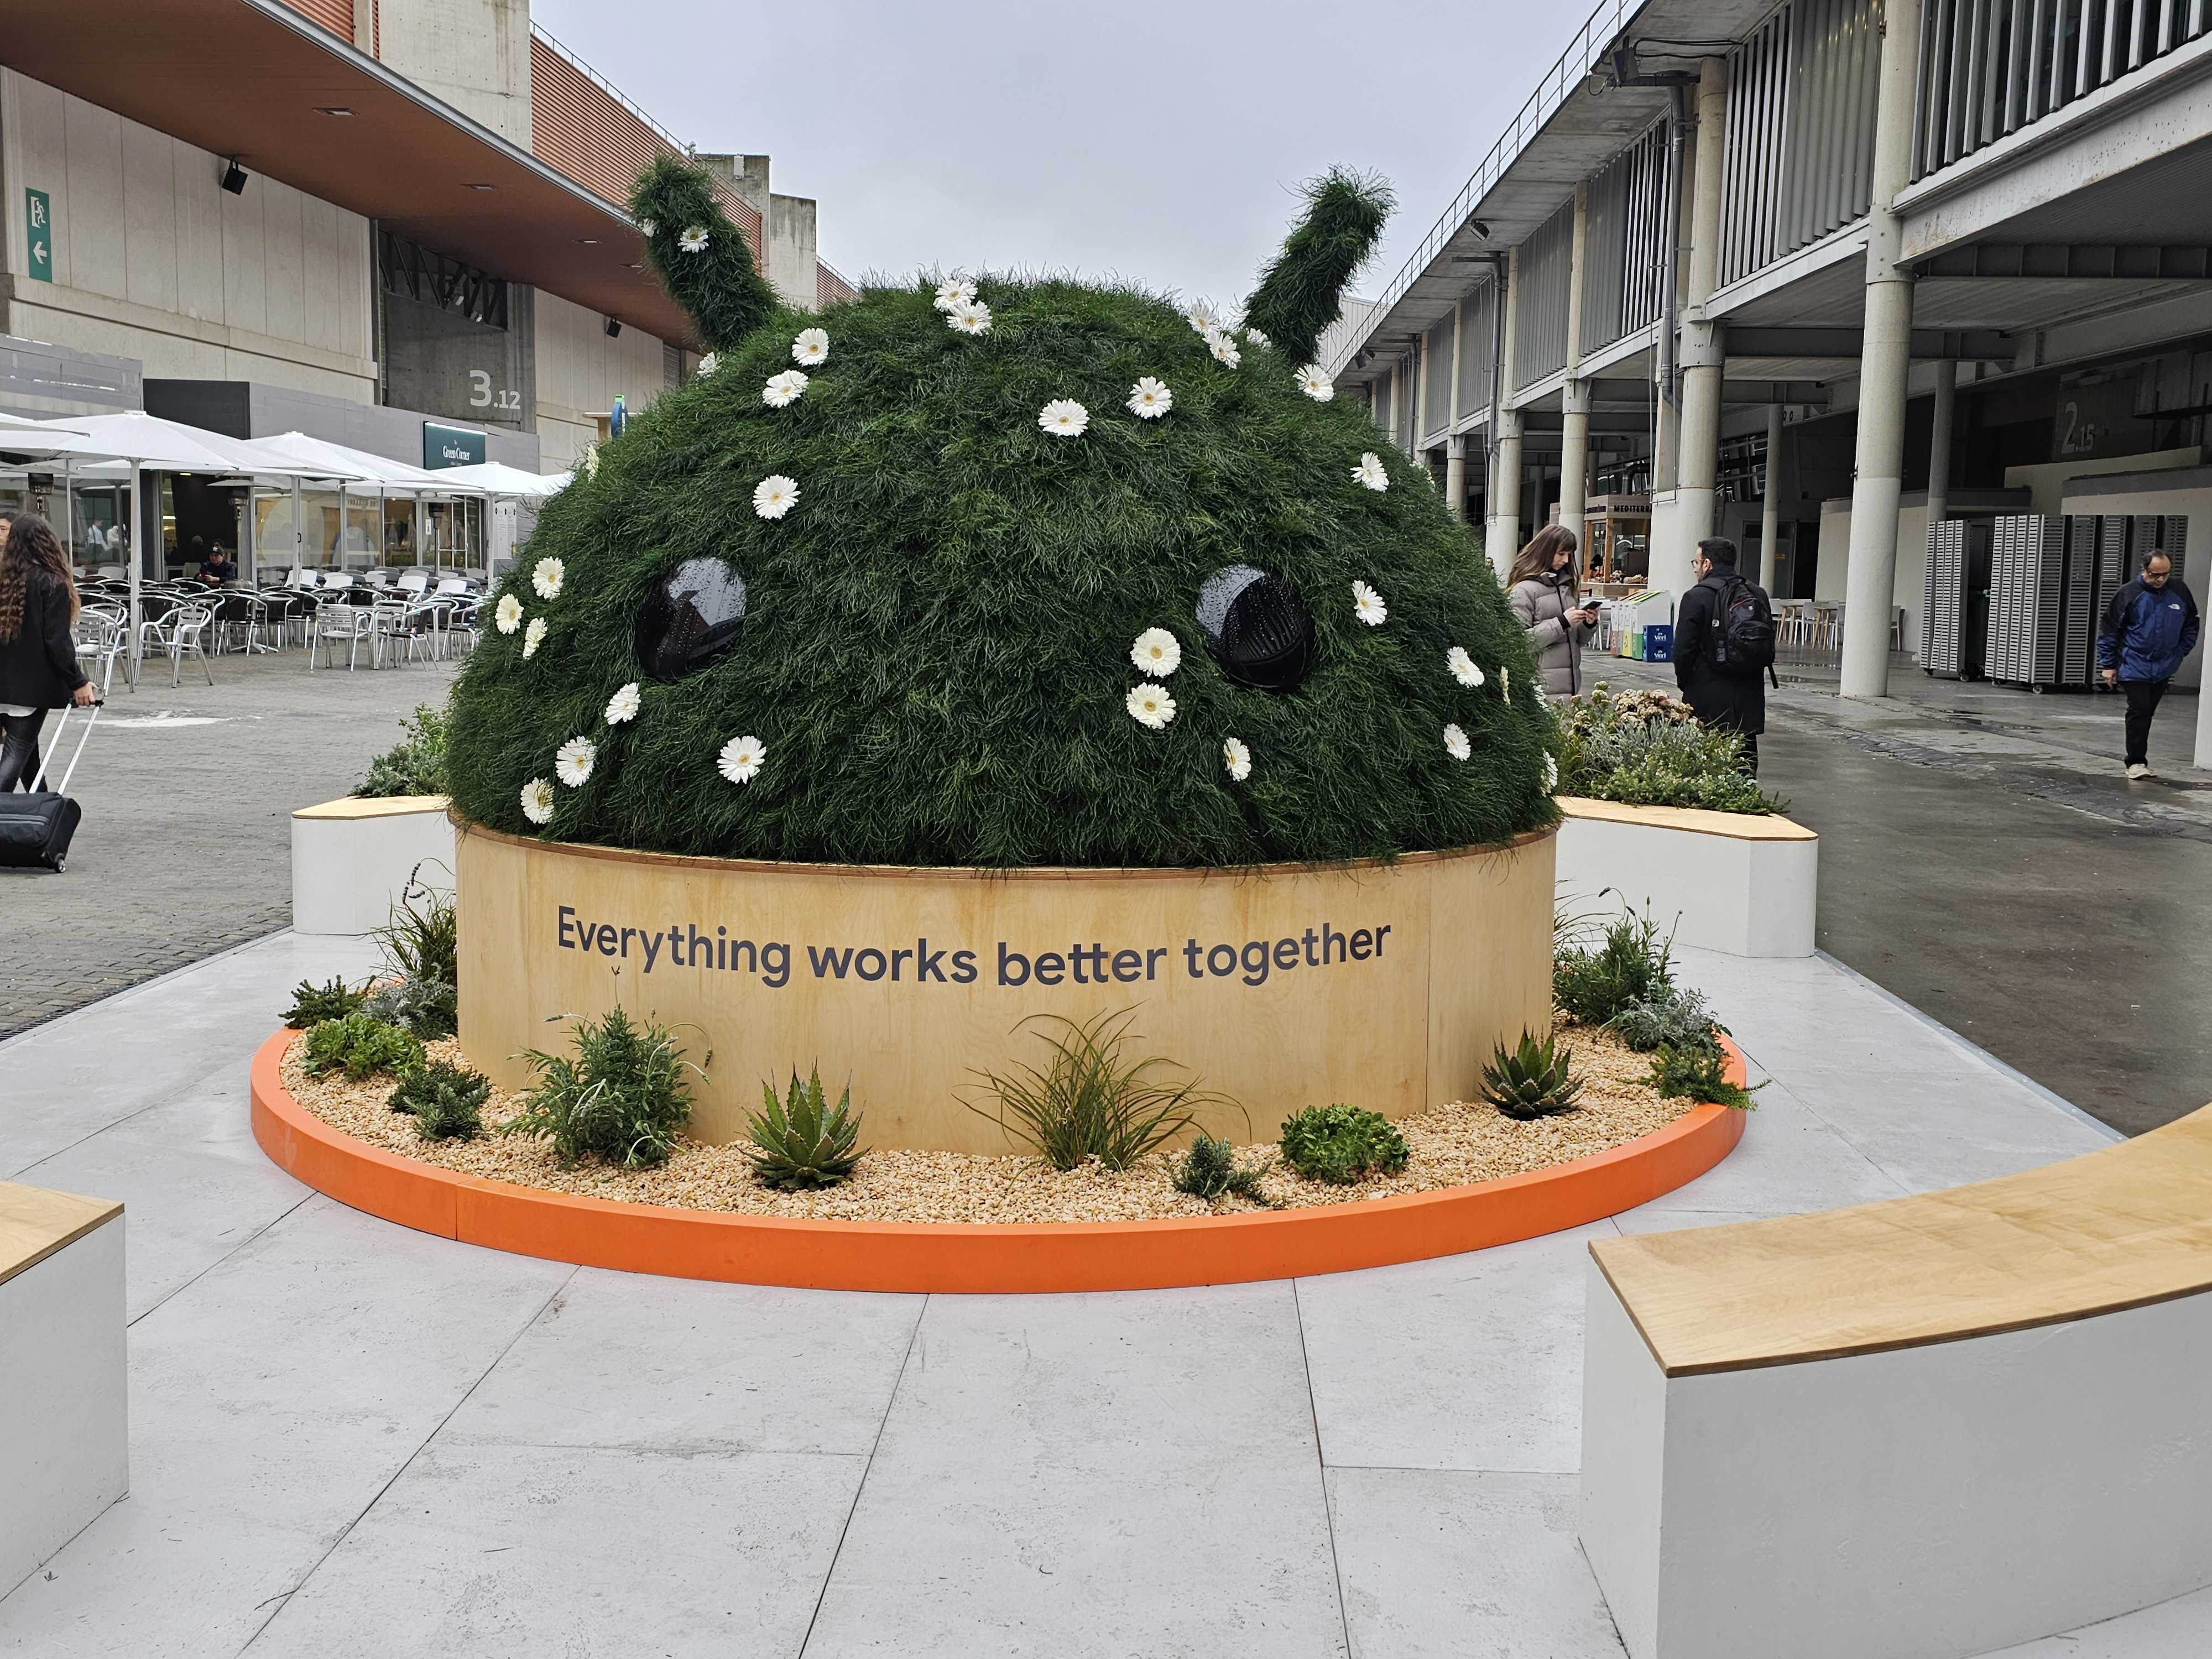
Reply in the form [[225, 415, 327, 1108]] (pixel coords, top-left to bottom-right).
[[1671, 536, 1776, 775]]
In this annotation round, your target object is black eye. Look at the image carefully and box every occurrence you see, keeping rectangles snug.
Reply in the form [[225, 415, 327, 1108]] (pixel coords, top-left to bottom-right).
[[1197, 565, 1314, 692], [636, 557, 747, 679]]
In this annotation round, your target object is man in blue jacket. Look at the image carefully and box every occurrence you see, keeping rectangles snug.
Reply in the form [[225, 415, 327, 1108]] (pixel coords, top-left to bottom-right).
[[2098, 551, 2200, 779]]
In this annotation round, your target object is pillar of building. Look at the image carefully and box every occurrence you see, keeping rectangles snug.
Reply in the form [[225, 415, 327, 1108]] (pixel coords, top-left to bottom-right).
[[1925, 358, 1957, 532], [1486, 250, 1524, 578], [1759, 403, 1783, 593], [1446, 433, 1469, 524], [1657, 56, 1730, 602], [1560, 383, 1593, 554], [1840, 0, 1927, 699]]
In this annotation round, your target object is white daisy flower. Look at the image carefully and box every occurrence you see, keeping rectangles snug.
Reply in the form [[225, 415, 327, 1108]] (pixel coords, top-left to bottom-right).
[[1353, 451, 1389, 491], [1296, 366, 1335, 402], [605, 682, 641, 725], [495, 593, 524, 634], [1543, 752, 1559, 791], [1127, 377, 1173, 419], [1447, 646, 1484, 687], [762, 369, 809, 408], [1352, 580, 1387, 627], [933, 276, 977, 311], [582, 445, 600, 479], [1444, 723, 1472, 761], [1499, 665, 1511, 701], [555, 735, 596, 788], [1184, 301, 1221, 335], [753, 474, 800, 519], [637, 218, 656, 237], [1125, 684, 1176, 729], [792, 327, 830, 366], [1223, 736, 1252, 782], [718, 734, 766, 785], [696, 351, 720, 377], [1130, 627, 1182, 677], [947, 298, 993, 335], [679, 226, 709, 254], [1205, 328, 1241, 368], [532, 558, 565, 601], [519, 777, 554, 825], [1039, 399, 1089, 438], [1243, 325, 1271, 349], [522, 617, 547, 659]]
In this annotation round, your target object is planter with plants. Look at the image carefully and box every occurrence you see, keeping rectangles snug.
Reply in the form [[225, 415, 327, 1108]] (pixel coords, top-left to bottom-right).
[[1552, 688, 1817, 959], [292, 711, 456, 938]]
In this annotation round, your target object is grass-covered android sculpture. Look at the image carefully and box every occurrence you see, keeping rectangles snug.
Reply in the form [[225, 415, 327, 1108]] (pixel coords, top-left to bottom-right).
[[445, 159, 1557, 867]]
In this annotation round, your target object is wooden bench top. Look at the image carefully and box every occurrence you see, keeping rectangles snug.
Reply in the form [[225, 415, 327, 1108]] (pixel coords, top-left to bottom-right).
[[1591, 1103, 2212, 1376], [293, 794, 450, 821], [1556, 796, 1818, 843], [0, 1181, 123, 1291]]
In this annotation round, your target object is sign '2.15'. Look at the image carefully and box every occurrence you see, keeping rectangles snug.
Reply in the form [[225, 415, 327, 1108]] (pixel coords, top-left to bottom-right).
[[468, 369, 521, 414]]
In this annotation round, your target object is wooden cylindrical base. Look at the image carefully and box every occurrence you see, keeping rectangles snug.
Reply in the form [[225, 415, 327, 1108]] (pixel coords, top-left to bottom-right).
[[455, 821, 1557, 1154]]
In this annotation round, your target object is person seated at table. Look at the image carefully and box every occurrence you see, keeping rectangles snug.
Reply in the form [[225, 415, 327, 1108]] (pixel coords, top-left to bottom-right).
[[200, 545, 236, 585]]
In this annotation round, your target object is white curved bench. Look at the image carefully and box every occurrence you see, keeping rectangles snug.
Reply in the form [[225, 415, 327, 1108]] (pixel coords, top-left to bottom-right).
[[1554, 797, 1817, 958], [1580, 1103, 2212, 1659]]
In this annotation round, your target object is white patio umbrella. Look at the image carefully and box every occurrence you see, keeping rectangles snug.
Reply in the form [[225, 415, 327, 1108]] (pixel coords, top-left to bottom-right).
[[425, 460, 569, 499]]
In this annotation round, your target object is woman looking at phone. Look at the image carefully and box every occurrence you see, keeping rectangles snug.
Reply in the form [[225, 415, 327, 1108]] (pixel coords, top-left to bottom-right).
[[1505, 524, 1599, 698]]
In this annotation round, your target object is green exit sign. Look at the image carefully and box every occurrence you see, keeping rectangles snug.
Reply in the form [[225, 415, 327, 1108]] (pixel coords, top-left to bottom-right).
[[24, 189, 51, 282]]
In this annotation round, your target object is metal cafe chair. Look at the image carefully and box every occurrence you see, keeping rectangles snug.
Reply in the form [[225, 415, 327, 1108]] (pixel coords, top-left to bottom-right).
[[138, 601, 216, 688], [310, 602, 375, 672]]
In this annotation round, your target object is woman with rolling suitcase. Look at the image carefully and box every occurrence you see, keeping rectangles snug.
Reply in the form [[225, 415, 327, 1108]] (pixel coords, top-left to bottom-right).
[[0, 512, 97, 792]]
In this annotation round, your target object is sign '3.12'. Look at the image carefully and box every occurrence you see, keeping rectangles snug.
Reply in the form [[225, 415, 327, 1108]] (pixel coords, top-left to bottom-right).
[[25, 189, 52, 283]]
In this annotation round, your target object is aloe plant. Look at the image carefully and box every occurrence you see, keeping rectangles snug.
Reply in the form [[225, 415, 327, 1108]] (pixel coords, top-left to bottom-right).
[[1483, 1030, 1584, 1121], [745, 1068, 864, 1190]]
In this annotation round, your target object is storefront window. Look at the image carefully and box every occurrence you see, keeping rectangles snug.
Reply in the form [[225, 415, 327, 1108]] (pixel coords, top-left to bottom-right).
[[70, 483, 127, 571], [343, 492, 380, 567], [383, 497, 419, 566]]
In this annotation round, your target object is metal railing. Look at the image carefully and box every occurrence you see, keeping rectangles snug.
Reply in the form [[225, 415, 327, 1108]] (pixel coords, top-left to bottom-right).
[[1913, 0, 2212, 181], [1324, 0, 1639, 377]]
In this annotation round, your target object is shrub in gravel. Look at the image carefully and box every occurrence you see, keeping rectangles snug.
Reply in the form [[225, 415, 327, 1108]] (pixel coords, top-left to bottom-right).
[[967, 1007, 1240, 1172], [358, 976, 459, 1042], [1279, 1104, 1408, 1185], [1644, 1040, 1763, 1111], [1171, 1133, 1276, 1205], [301, 1013, 425, 1082], [502, 1006, 702, 1168], [1553, 899, 1677, 1027], [388, 1061, 491, 1140], [1605, 983, 1726, 1055], [284, 976, 366, 1030]]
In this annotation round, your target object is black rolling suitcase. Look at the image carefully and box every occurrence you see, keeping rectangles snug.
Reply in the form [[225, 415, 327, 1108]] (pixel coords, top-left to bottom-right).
[[0, 702, 101, 873]]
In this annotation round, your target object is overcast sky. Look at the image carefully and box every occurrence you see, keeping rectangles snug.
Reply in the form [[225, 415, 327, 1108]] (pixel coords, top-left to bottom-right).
[[531, 1, 1583, 311]]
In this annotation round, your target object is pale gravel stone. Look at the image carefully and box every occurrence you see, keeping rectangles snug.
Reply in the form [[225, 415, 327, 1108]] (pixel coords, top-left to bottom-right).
[[280, 1022, 1696, 1226]]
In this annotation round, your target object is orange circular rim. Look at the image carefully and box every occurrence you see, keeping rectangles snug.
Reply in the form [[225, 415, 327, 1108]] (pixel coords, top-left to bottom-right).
[[251, 1030, 1747, 1293]]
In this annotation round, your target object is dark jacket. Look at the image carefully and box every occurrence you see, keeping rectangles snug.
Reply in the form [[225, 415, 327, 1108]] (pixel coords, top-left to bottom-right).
[[2097, 576, 2199, 682], [1671, 569, 1766, 735], [0, 568, 90, 709]]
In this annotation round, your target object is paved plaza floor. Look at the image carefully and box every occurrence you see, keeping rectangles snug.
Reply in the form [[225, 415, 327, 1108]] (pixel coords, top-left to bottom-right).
[[5, 928, 2205, 1656], [0, 650, 458, 1040]]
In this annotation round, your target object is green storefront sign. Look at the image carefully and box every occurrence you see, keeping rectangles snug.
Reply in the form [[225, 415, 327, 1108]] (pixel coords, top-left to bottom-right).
[[24, 189, 52, 283], [423, 420, 487, 469]]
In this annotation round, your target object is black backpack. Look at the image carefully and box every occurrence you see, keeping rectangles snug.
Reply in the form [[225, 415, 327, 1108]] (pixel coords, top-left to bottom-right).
[[1708, 576, 1776, 677]]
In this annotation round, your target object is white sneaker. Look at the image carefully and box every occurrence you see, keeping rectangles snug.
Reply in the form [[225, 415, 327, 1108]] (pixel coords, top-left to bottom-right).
[[2126, 762, 2153, 780]]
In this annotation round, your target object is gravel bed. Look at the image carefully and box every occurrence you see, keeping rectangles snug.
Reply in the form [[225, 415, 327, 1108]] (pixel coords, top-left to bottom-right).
[[279, 1022, 1697, 1225]]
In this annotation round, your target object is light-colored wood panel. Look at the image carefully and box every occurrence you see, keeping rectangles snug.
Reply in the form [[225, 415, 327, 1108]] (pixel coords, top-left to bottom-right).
[[457, 824, 1557, 1155], [0, 1182, 122, 1289], [1592, 1104, 2212, 1376], [293, 794, 450, 821], [1557, 796, 1818, 842]]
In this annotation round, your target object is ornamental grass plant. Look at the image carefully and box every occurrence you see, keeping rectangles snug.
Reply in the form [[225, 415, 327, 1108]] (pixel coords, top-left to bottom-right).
[[1553, 896, 1678, 1027], [968, 1007, 1241, 1171], [443, 161, 1559, 868]]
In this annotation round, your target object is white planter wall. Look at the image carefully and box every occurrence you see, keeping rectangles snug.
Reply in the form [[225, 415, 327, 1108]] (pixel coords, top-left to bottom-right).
[[1580, 1256, 2212, 1659], [1, 1184, 127, 1598], [291, 796, 456, 937], [1555, 799, 1817, 957]]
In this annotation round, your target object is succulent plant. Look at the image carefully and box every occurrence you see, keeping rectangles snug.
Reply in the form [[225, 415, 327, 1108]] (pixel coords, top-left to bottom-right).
[[745, 1068, 865, 1190], [1483, 1030, 1584, 1120], [1279, 1104, 1410, 1185], [388, 1061, 492, 1141]]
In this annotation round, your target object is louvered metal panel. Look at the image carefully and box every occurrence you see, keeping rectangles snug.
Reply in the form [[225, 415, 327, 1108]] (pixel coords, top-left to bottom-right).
[[279, 0, 352, 39], [1914, 0, 2212, 182], [1512, 202, 1575, 391], [1582, 125, 1667, 354], [1423, 316, 1455, 442], [2059, 516, 2103, 683], [1457, 283, 1496, 422], [1924, 518, 1966, 674]]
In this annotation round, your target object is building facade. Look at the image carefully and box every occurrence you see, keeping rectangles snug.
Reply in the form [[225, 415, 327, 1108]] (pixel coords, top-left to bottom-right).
[[0, 0, 854, 472], [1334, 0, 2212, 757]]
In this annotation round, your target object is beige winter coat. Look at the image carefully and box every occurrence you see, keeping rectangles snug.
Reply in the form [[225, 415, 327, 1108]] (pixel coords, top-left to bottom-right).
[[1507, 574, 1597, 697]]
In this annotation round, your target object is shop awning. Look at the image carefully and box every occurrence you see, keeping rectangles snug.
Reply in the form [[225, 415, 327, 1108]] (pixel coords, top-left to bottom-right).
[[426, 460, 570, 498]]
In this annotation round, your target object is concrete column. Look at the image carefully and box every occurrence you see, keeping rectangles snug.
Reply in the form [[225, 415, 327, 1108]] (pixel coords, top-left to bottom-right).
[[1840, 0, 1926, 700], [1446, 433, 1468, 524], [1759, 402, 1783, 593], [1486, 249, 1524, 580], [1560, 380, 1593, 552], [1658, 56, 1731, 602], [1925, 358, 1957, 530]]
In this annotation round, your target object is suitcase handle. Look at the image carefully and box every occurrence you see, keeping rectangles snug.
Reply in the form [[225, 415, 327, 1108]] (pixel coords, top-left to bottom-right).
[[30, 698, 102, 796]]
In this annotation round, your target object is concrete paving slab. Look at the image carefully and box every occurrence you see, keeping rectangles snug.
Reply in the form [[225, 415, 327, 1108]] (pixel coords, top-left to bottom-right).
[[1297, 1224, 1614, 1476], [437, 1267, 922, 1457], [801, 1282, 1347, 1659], [244, 1442, 865, 1658], [1635, 1073, 1907, 1218], [1974, 1585, 2212, 1657], [1328, 1467, 1624, 1659]]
